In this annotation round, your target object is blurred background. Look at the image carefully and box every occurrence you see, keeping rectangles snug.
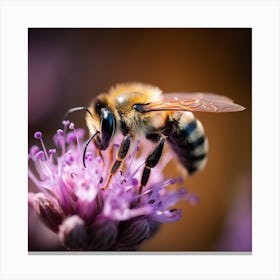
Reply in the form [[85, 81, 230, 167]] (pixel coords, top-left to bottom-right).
[[28, 28, 251, 251]]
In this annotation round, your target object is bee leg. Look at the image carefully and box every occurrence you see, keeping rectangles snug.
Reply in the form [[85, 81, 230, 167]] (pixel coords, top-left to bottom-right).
[[102, 134, 132, 191], [138, 135, 165, 200]]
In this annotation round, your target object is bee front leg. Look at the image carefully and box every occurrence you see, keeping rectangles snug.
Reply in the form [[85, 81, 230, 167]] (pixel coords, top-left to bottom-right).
[[102, 134, 132, 191], [138, 134, 165, 200]]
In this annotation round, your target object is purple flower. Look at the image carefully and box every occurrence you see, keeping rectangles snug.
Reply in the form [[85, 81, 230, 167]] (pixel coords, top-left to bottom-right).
[[28, 121, 198, 251]]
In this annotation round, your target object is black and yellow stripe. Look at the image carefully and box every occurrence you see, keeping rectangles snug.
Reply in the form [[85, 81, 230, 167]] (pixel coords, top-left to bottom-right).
[[165, 112, 208, 174]]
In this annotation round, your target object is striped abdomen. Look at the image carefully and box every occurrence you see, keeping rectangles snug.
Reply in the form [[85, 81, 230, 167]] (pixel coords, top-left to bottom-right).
[[164, 112, 208, 174]]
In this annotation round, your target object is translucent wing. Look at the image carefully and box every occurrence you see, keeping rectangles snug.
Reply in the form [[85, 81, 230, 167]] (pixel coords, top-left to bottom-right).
[[141, 92, 245, 113]]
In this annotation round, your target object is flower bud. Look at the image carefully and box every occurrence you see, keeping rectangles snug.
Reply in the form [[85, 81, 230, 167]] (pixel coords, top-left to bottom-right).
[[88, 216, 118, 251], [33, 193, 64, 233], [117, 217, 151, 250], [58, 215, 87, 250]]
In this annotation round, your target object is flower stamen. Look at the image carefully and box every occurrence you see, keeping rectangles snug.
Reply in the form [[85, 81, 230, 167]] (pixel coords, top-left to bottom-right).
[[29, 121, 197, 251]]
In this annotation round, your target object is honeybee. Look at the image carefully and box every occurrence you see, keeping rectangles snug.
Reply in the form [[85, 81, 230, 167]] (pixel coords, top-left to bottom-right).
[[66, 83, 245, 193]]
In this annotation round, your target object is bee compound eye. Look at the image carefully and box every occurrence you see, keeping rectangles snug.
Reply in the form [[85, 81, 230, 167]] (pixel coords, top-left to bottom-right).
[[100, 108, 116, 150]]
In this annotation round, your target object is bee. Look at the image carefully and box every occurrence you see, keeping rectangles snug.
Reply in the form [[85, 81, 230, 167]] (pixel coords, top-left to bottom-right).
[[66, 83, 245, 193]]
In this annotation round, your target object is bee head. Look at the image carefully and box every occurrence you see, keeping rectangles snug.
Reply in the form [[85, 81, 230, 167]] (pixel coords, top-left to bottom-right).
[[87, 97, 116, 150]]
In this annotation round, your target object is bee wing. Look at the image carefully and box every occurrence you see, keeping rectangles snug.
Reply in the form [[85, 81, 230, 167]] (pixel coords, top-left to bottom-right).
[[141, 92, 245, 113]]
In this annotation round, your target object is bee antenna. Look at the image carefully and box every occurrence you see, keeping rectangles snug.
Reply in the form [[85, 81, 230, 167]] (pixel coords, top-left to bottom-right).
[[83, 131, 99, 168], [63, 106, 93, 121]]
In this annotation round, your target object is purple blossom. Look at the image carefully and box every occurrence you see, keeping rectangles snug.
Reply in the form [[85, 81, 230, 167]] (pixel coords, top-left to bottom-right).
[[28, 121, 198, 251]]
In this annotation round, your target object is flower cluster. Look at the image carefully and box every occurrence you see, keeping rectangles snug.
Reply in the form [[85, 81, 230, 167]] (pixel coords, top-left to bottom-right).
[[28, 121, 198, 251]]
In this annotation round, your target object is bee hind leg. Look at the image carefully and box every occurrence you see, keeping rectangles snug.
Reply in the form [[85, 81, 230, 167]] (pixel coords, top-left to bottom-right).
[[138, 134, 165, 201], [102, 134, 132, 191]]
